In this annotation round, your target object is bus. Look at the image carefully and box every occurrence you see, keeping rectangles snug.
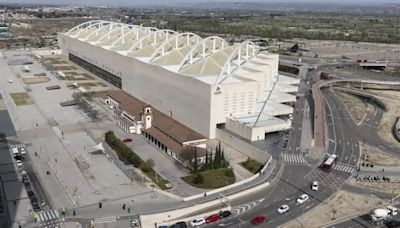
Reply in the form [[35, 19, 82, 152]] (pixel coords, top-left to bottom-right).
[[321, 154, 337, 172]]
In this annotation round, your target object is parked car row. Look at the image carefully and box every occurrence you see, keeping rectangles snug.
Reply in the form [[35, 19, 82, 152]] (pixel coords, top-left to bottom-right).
[[11, 145, 41, 212], [21, 171, 41, 212], [157, 210, 232, 228]]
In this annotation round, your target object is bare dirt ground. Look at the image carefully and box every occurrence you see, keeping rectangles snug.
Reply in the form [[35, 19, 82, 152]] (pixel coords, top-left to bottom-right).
[[361, 144, 400, 166], [367, 90, 400, 148], [285, 190, 387, 228], [334, 90, 368, 124]]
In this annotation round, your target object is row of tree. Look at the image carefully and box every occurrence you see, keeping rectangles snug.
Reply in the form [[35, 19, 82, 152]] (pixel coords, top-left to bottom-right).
[[192, 142, 228, 174]]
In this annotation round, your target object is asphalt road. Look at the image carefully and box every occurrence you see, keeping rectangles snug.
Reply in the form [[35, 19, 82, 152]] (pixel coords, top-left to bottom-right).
[[201, 67, 347, 228], [204, 70, 398, 228]]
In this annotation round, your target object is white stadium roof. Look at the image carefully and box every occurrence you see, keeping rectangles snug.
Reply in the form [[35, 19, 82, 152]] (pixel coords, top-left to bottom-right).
[[65, 20, 264, 85]]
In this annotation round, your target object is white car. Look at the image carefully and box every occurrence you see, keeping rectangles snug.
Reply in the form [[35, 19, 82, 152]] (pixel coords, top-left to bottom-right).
[[190, 218, 206, 227], [12, 148, 19, 155], [16, 160, 23, 167], [297, 194, 309, 204], [130, 219, 139, 227], [311, 181, 319, 191], [277, 204, 290, 214], [20, 148, 26, 155], [8, 79, 13, 83]]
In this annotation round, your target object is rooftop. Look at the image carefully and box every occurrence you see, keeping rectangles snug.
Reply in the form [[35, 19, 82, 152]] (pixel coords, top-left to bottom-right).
[[65, 20, 270, 85], [107, 90, 206, 145]]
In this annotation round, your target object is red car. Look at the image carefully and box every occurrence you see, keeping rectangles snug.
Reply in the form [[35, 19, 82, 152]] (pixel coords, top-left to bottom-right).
[[251, 215, 266, 225], [205, 213, 221, 223], [122, 138, 133, 143]]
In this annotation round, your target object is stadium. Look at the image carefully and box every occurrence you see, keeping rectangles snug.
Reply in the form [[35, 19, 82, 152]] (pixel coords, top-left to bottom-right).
[[58, 20, 299, 142]]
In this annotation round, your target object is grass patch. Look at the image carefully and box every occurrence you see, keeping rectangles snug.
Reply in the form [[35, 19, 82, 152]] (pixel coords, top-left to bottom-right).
[[22, 77, 50, 84], [182, 168, 235, 189], [105, 131, 171, 190], [240, 158, 263, 174], [10, 92, 33, 106]]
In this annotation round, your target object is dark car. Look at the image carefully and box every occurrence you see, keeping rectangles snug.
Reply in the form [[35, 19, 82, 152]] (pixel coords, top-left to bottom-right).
[[24, 181, 31, 188], [170, 221, 187, 228], [14, 155, 25, 161], [123, 138, 133, 143], [27, 190, 35, 197], [220, 210, 232, 218]]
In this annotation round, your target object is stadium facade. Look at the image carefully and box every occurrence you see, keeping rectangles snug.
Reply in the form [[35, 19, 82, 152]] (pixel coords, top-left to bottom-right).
[[59, 20, 299, 141]]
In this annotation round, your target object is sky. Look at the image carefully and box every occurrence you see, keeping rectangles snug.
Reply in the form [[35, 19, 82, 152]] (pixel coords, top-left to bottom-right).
[[0, 0, 399, 6]]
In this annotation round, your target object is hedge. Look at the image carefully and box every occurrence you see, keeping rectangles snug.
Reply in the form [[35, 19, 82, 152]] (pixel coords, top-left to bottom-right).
[[104, 131, 171, 190]]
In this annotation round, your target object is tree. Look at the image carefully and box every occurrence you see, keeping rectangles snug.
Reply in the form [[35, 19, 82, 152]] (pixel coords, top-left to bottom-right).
[[208, 152, 213, 169], [221, 151, 226, 167], [205, 150, 209, 168], [193, 147, 198, 173]]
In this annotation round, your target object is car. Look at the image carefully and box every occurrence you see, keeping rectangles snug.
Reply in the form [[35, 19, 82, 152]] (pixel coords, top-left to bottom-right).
[[12, 148, 19, 155], [171, 221, 187, 228], [277, 204, 290, 214], [123, 138, 133, 143], [20, 148, 26, 155], [251, 215, 266, 225], [16, 160, 23, 167], [297, 194, 309, 204], [205, 213, 221, 223], [220, 210, 232, 218], [158, 226, 168, 228], [190, 218, 206, 227], [311, 181, 319, 191], [8, 79, 13, 83], [14, 155, 24, 161], [24, 182, 31, 188], [130, 219, 139, 227], [27, 190, 35, 197]]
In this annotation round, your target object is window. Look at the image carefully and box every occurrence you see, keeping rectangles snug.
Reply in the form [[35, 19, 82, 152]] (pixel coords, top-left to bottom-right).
[[68, 53, 122, 88]]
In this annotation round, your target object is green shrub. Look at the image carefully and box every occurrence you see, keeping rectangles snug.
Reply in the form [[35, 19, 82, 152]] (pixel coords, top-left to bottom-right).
[[105, 131, 142, 167], [193, 173, 204, 184], [104, 131, 171, 190], [225, 168, 234, 177], [140, 162, 152, 173]]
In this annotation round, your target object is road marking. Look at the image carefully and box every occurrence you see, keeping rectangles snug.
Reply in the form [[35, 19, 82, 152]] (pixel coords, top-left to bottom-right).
[[94, 216, 117, 224], [232, 198, 265, 215]]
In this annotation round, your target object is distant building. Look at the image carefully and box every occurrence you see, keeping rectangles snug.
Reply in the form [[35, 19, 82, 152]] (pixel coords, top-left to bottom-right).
[[58, 20, 299, 142], [0, 24, 11, 38]]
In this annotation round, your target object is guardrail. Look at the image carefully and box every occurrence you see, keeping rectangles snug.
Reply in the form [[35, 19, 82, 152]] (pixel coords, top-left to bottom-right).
[[183, 156, 273, 201], [140, 181, 270, 227]]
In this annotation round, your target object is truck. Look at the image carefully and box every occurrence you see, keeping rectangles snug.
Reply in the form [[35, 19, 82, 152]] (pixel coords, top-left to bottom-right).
[[370, 206, 398, 225]]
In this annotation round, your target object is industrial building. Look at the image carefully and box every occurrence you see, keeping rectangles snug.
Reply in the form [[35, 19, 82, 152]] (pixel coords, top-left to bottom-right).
[[58, 20, 299, 142]]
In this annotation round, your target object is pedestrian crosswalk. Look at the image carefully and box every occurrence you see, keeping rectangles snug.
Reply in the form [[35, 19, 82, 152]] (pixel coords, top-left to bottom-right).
[[10, 143, 25, 149], [232, 198, 265, 215], [37, 209, 60, 228], [94, 216, 117, 224], [333, 163, 355, 173], [282, 154, 308, 165]]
